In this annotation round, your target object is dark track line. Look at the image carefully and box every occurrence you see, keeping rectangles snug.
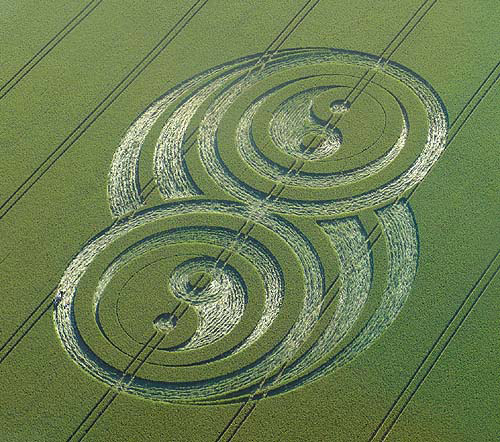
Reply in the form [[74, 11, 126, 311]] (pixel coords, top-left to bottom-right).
[[0, 285, 56, 366], [0, 0, 209, 220], [0, 300, 53, 366], [259, 0, 318, 58], [66, 335, 152, 442], [214, 193, 390, 439], [0, 251, 12, 267], [0, 0, 104, 100], [0, 161, 163, 369], [284, 0, 435, 177], [337, 0, 432, 105], [449, 60, 500, 129], [3, 1, 488, 439], [189, 0, 323, 291], [243, 0, 321, 81], [68, 51, 500, 442], [319, 286, 340, 317], [376, 0, 432, 62], [445, 68, 500, 146], [76, 302, 194, 440], [347, 64, 500, 441], [369, 249, 500, 442], [318, 0, 435, 136], [215, 0, 437, 291], [76, 391, 118, 442], [182, 137, 198, 156], [67, 331, 159, 442], [319, 221, 382, 318], [310, 55, 499, 289], [70, 298, 193, 441], [404, 60, 500, 202], [140, 177, 154, 194], [141, 184, 157, 202], [382, 0, 438, 64], [0, 0, 440, 370], [219, 363, 290, 442], [209, 4, 335, 436], [222, 402, 257, 442], [83, 3, 495, 438], [347, 59, 500, 242], [78, 334, 166, 441], [66, 389, 114, 442], [264, 0, 321, 56], [75, 338, 158, 441], [216, 219, 383, 438], [215, 383, 266, 442], [214, 402, 247, 442], [174, 125, 199, 156]]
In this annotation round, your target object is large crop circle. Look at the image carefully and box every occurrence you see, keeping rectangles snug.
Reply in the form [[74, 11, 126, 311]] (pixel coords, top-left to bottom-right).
[[108, 48, 447, 218], [54, 201, 325, 403], [58, 48, 446, 404]]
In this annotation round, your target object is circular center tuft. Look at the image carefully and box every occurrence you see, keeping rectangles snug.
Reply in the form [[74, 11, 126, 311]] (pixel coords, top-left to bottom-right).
[[330, 99, 351, 113], [153, 313, 178, 333]]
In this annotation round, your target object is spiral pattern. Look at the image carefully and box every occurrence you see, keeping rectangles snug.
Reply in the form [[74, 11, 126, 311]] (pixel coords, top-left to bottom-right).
[[55, 47, 447, 403]]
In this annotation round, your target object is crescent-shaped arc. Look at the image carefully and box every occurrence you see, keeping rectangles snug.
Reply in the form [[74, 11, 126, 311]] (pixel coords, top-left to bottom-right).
[[182, 283, 246, 350], [152, 50, 313, 202], [167, 256, 248, 351], [153, 63, 252, 200], [267, 199, 418, 395], [94, 227, 281, 355], [106, 53, 264, 217], [275, 216, 373, 381], [107, 50, 312, 217]]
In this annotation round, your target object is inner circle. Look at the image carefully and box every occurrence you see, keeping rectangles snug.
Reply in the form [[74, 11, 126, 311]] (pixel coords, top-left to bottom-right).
[[115, 256, 199, 351], [170, 257, 225, 305], [306, 84, 387, 161], [93, 220, 291, 369]]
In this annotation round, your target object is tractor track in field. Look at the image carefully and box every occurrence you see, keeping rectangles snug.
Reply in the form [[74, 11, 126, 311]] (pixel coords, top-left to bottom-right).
[[179, 0, 437, 320], [67, 331, 163, 442], [0, 176, 158, 367], [405, 59, 500, 201], [0, 285, 56, 365], [364, 60, 500, 442], [0, 1, 497, 439], [368, 248, 500, 441], [67, 301, 189, 441], [0, 0, 210, 220], [0, 0, 104, 101]]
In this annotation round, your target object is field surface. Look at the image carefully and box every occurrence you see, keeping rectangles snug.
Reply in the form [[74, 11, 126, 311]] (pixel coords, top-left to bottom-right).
[[0, 1, 498, 441]]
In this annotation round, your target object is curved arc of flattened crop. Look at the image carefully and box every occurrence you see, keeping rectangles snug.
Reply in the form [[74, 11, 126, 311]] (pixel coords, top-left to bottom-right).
[[107, 49, 315, 217], [237, 85, 409, 188], [275, 216, 373, 382], [107, 52, 263, 217], [54, 200, 324, 403], [265, 200, 418, 396], [56, 47, 446, 403], [198, 49, 447, 215], [94, 226, 281, 355], [169, 257, 247, 351]]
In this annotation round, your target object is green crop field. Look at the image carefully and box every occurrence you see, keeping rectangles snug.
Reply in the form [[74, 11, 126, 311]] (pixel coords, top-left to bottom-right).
[[0, 1, 498, 441]]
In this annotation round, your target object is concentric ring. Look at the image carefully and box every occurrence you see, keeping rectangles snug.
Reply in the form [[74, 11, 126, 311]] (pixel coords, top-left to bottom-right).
[[108, 48, 447, 218], [53, 200, 324, 403]]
